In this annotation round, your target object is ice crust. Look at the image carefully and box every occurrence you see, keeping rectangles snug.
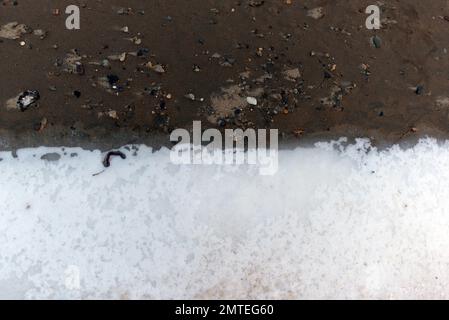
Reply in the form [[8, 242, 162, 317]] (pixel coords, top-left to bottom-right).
[[1, 138, 449, 299]]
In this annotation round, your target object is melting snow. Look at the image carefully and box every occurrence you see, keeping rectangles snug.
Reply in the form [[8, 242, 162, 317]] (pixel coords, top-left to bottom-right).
[[1, 138, 449, 299]]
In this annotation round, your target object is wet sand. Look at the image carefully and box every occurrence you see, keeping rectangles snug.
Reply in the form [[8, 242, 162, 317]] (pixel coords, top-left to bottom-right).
[[2, 0, 449, 150]]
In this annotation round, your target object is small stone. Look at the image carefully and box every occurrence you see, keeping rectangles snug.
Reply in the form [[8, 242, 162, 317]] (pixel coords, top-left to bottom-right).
[[107, 110, 119, 119], [283, 68, 301, 81], [371, 36, 382, 48], [415, 85, 424, 95], [185, 93, 196, 101], [307, 7, 324, 20], [147, 62, 166, 74], [41, 153, 61, 162], [107, 74, 120, 86], [37, 117, 48, 132], [218, 119, 226, 127], [101, 59, 110, 68], [0, 22, 29, 40], [17, 90, 40, 111], [247, 97, 258, 106], [249, 0, 265, 7], [131, 37, 142, 45], [33, 29, 47, 39]]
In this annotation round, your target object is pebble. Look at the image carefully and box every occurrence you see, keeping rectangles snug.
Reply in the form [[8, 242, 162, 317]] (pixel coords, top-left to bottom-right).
[[371, 35, 382, 48], [247, 97, 258, 106], [415, 85, 424, 95], [17, 90, 40, 111], [147, 62, 166, 74], [307, 7, 324, 20]]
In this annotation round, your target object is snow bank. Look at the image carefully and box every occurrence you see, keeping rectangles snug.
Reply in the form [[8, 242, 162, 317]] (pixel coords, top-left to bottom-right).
[[1, 138, 449, 299]]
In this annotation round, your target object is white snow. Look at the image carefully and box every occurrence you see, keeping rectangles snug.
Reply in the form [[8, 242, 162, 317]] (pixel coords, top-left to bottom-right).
[[1, 138, 449, 299]]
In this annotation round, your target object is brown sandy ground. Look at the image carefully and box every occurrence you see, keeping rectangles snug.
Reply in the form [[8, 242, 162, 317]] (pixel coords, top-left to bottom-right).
[[1, 0, 449, 150]]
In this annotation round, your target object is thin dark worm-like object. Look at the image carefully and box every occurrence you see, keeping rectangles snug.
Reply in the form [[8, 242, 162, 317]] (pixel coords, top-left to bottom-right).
[[102, 151, 127, 168], [92, 170, 105, 177]]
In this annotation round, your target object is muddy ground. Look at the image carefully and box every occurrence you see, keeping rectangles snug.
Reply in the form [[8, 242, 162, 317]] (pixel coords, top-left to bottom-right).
[[1, 0, 449, 150]]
